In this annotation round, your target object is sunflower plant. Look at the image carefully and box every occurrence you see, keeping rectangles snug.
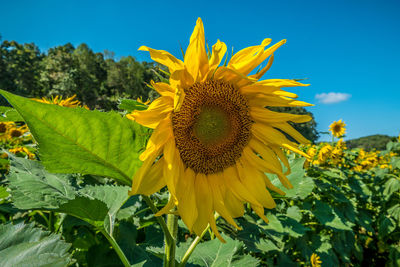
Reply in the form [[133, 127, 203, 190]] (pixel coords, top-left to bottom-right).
[[0, 18, 313, 266]]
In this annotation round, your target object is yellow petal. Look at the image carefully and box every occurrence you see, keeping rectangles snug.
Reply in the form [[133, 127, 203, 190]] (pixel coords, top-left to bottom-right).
[[250, 107, 312, 123], [248, 54, 274, 80], [155, 195, 176, 216], [237, 158, 276, 209], [229, 39, 286, 76], [139, 117, 173, 161], [251, 204, 269, 224], [208, 174, 241, 229], [192, 173, 213, 236], [270, 145, 291, 175], [240, 83, 299, 99], [127, 97, 173, 129], [151, 81, 175, 98], [209, 214, 226, 243], [257, 79, 309, 88], [176, 168, 198, 232], [130, 149, 163, 195], [248, 138, 283, 174], [272, 122, 310, 144], [252, 122, 309, 159], [248, 94, 313, 107], [169, 69, 194, 111], [213, 66, 256, 88], [184, 18, 209, 82], [208, 40, 227, 78], [243, 146, 293, 189], [223, 165, 263, 207], [139, 46, 184, 73], [220, 179, 245, 218], [163, 138, 183, 197]]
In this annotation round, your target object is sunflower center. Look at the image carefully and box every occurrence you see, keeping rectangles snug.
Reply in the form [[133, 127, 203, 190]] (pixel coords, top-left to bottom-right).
[[334, 125, 341, 132], [193, 106, 231, 146], [171, 80, 252, 174]]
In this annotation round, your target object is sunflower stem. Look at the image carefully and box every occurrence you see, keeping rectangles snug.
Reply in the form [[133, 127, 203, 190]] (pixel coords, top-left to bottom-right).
[[164, 213, 178, 267], [100, 228, 130, 267]]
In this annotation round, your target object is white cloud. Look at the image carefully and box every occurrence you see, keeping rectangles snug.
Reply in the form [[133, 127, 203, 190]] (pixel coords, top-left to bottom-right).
[[315, 92, 351, 104]]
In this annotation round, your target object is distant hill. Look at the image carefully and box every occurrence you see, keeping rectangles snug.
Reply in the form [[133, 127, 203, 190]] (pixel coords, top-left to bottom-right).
[[346, 134, 396, 151]]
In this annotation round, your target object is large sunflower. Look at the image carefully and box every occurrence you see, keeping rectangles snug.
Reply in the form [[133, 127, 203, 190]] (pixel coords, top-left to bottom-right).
[[128, 18, 312, 240], [329, 119, 346, 138]]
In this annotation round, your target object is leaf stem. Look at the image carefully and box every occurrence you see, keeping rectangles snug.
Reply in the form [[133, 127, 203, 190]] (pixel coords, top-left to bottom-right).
[[178, 224, 210, 267], [164, 213, 178, 267], [100, 228, 131, 267]]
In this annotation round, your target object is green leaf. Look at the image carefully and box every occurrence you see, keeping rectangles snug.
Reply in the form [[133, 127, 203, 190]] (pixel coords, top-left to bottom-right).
[[79, 185, 130, 232], [176, 234, 259, 267], [388, 204, 400, 224], [383, 178, 400, 200], [8, 157, 130, 228], [269, 158, 315, 199], [378, 215, 396, 237], [0, 90, 146, 185], [391, 157, 400, 170], [0, 222, 72, 267], [8, 156, 76, 210], [255, 238, 283, 252], [286, 206, 302, 222], [118, 99, 148, 112], [0, 106, 24, 121], [313, 201, 353, 231], [0, 186, 9, 199]]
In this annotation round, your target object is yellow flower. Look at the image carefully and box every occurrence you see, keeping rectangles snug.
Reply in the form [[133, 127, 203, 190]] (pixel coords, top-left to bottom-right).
[[310, 253, 322, 267], [0, 122, 13, 133], [137, 97, 151, 105], [33, 95, 89, 109], [9, 147, 35, 160], [127, 18, 312, 240], [336, 138, 346, 150], [329, 119, 346, 138], [318, 144, 333, 163], [307, 147, 317, 159]]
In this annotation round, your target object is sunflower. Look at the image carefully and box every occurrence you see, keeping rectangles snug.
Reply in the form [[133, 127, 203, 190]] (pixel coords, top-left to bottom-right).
[[329, 119, 346, 138], [128, 18, 312, 240], [310, 253, 322, 267], [33, 95, 89, 109]]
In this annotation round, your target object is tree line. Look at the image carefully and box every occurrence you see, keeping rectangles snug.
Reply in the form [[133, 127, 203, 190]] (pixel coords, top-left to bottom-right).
[[0, 38, 319, 142], [0, 38, 160, 110]]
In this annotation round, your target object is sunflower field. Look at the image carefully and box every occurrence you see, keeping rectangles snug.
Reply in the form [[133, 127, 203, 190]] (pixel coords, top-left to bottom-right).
[[1, 18, 400, 267]]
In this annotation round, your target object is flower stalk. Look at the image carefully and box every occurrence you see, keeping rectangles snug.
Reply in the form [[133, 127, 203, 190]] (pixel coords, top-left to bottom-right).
[[164, 213, 178, 267]]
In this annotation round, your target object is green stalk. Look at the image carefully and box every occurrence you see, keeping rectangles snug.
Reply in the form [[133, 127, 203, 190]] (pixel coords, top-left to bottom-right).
[[178, 224, 210, 267], [164, 213, 178, 267], [48, 211, 55, 232], [100, 228, 131, 267]]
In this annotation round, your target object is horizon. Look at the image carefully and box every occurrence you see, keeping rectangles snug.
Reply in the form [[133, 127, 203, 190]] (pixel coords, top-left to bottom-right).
[[1, 0, 399, 141]]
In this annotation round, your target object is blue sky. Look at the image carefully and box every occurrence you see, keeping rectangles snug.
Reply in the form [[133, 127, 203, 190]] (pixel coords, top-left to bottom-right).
[[1, 0, 399, 141]]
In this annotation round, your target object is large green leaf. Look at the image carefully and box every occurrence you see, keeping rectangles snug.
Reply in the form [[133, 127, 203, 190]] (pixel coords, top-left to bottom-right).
[[0, 90, 146, 185], [0, 106, 24, 121], [8, 157, 130, 230], [176, 234, 259, 267], [8, 156, 76, 209], [0, 222, 72, 267], [269, 158, 315, 199]]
